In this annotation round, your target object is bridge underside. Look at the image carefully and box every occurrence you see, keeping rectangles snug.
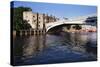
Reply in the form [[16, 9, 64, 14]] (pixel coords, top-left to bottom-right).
[[46, 24, 84, 33], [47, 24, 64, 34]]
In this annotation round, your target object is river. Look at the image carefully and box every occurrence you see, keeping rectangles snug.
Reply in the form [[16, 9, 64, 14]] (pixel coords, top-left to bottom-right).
[[13, 32, 97, 65]]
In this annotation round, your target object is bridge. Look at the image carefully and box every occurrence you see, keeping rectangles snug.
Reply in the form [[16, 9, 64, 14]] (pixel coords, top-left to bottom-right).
[[46, 14, 97, 32], [21, 12, 97, 36], [46, 19, 86, 32]]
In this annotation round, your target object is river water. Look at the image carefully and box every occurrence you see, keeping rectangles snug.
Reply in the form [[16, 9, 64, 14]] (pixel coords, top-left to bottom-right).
[[13, 32, 97, 65]]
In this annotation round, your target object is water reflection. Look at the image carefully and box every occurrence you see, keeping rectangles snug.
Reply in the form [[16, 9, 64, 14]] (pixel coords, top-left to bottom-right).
[[13, 32, 97, 65], [22, 34, 46, 58]]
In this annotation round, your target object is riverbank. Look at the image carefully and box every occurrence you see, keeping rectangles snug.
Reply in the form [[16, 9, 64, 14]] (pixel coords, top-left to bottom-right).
[[13, 29, 46, 36], [63, 29, 97, 33]]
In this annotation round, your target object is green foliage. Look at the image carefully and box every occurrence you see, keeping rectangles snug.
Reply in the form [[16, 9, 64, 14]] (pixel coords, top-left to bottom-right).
[[12, 7, 32, 31]]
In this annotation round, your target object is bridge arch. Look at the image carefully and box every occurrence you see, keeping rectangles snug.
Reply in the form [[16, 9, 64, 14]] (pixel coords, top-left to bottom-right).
[[46, 20, 85, 32]]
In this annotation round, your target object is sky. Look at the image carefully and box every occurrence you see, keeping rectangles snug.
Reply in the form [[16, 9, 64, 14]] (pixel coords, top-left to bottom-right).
[[11, 1, 97, 19]]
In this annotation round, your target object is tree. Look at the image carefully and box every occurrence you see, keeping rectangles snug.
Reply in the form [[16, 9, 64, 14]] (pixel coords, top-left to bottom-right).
[[12, 7, 32, 31], [23, 20, 32, 30]]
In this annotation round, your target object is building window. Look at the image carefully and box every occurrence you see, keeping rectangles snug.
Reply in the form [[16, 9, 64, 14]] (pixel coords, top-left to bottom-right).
[[33, 16, 35, 18], [39, 17, 41, 19], [34, 20, 36, 22], [38, 21, 40, 23]]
